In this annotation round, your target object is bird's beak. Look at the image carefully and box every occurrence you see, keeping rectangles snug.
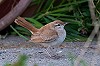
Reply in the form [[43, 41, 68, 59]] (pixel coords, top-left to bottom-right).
[[64, 22, 70, 26]]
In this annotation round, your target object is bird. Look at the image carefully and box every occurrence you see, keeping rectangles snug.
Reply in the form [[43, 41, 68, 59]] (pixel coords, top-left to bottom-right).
[[14, 17, 68, 56]]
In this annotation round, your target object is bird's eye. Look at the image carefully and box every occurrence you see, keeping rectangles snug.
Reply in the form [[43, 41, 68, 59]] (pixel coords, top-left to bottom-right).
[[55, 24, 61, 26]]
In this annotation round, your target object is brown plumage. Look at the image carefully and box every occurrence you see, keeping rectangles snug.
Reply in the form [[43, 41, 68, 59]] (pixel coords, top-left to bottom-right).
[[14, 17, 68, 46]]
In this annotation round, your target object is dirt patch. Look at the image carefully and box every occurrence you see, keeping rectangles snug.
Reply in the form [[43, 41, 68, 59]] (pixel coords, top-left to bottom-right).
[[0, 35, 100, 66]]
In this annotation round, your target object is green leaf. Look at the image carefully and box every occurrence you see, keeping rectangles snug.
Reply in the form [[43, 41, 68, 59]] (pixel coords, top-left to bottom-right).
[[49, 14, 83, 18], [96, 0, 100, 12], [4, 64, 11, 66], [46, 16, 57, 20], [12, 55, 28, 66], [25, 18, 43, 28], [59, 18, 82, 26], [43, 17, 51, 23], [80, 59, 88, 66], [66, 27, 80, 34], [36, 0, 45, 13], [43, 0, 55, 11], [34, 64, 38, 66], [10, 25, 29, 40], [54, 0, 88, 9], [50, 6, 73, 13]]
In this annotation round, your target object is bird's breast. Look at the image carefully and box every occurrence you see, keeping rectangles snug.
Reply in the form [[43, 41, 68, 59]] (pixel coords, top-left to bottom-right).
[[56, 29, 66, 45]]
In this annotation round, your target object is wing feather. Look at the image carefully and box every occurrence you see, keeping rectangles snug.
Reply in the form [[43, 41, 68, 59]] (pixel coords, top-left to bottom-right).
[[30, 30, 58, 43]]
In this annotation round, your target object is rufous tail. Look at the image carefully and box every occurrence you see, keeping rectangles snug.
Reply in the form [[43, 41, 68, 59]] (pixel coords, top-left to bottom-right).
[[14, 17, 38, 34]]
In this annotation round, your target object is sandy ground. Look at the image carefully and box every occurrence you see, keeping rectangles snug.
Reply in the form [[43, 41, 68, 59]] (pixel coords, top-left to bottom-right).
[[0, 35, 100, 66]]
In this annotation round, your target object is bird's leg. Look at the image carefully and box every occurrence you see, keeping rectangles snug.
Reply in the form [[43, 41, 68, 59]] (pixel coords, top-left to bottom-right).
[[43, 45, 52, 57]]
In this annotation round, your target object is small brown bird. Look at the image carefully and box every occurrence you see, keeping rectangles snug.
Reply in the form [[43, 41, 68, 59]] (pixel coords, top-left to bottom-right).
[[15, 17, 68, 46], [15, 17, 68, 56]]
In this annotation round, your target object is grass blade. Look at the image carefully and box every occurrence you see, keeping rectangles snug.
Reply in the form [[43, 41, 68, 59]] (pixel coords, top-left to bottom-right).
[[25, 18, 43, 28], [46, 16, 57, 20], [10, 25, 29, 40]]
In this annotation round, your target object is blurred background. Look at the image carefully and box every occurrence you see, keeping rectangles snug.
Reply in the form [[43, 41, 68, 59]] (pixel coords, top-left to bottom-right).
[[0, 0, 100, 41]]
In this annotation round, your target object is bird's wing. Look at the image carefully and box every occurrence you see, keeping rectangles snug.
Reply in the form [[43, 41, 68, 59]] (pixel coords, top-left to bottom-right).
[[30, 30, 58, 43]]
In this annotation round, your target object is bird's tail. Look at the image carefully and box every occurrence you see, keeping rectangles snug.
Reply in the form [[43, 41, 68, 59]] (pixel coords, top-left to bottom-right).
[[14, 17, 38, 34]]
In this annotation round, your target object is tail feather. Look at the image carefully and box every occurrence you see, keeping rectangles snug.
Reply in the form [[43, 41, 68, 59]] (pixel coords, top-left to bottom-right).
[[14, 17, 38, 34]]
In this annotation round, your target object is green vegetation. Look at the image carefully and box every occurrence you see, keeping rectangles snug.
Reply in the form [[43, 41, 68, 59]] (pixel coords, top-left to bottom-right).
[[10, 0, 100, 41], [4, 55, 28, 66]]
